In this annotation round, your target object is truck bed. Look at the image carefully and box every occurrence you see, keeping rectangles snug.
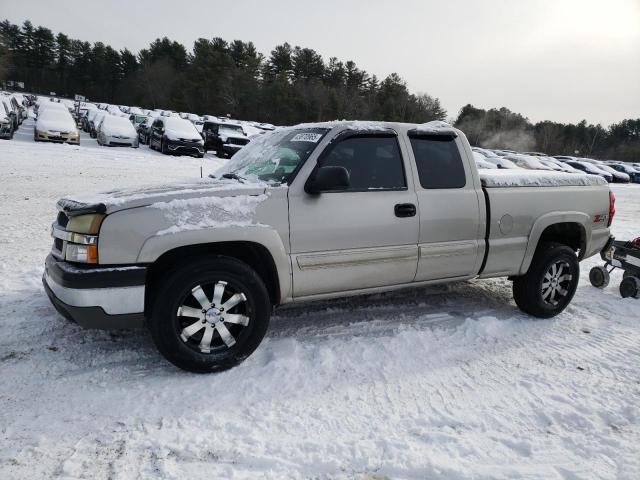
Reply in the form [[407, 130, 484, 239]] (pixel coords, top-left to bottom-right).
[[477, 170, 611, 279], [480, 169, 607, 188]]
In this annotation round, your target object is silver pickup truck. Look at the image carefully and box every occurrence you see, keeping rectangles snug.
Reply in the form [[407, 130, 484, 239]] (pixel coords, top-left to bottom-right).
[[43, 121, 615, 372]]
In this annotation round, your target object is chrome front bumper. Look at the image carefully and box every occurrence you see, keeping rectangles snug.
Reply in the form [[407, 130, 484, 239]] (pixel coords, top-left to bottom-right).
[[43, 254, 146, 329]]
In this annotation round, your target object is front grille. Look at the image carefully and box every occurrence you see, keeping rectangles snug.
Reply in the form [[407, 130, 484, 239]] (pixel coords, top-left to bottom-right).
[[227, 137, 249, 146], [57, 211, 69, 228]]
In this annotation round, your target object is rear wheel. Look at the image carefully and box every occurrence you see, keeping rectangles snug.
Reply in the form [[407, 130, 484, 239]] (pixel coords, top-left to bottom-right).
[[620, 276, 640, 299], [149, 256, 271, 373], [513, 243, 579, 318], [589, 266, 610, 288]]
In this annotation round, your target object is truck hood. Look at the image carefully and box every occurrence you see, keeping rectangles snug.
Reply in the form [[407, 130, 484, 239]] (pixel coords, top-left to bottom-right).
[[57, 179, 268, 217]]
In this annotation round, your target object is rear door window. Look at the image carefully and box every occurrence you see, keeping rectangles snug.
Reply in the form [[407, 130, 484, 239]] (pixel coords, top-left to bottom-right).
[[409, 136, 466, 189]]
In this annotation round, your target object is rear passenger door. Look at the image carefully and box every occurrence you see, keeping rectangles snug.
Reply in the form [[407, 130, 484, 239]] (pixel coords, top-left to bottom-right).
[[288, 131, 420, 297], [406, 130, 484, 281]]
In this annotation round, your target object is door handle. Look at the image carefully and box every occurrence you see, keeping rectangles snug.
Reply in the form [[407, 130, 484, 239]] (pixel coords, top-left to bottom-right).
[[394, 203, 416, 218]]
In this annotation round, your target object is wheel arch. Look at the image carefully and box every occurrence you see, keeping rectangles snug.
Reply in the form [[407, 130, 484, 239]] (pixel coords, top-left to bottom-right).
[[519, 213, 589, 275], [143, 236, 289, 315]]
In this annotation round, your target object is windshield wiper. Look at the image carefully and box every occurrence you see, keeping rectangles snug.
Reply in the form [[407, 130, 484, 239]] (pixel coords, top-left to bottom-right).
[[220, 172, 246, 183]]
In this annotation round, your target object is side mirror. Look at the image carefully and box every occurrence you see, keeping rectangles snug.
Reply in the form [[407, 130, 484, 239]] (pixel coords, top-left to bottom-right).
[[305, 166, 350, 194]]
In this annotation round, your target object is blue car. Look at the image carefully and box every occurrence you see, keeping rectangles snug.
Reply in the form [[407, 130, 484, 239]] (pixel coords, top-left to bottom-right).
[[608, 163, 640, 183]]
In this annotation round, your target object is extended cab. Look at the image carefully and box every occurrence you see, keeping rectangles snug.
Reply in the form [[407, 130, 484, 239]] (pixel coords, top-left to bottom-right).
[[43, 121, 614, 372]]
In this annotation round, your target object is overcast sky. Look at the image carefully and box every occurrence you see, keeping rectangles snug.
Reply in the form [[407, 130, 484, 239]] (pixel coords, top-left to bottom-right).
[[2, 0, 639, 126]]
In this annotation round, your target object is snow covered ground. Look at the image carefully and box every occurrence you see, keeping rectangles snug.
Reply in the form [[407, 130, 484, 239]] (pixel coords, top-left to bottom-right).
[[1, 118, 639, 479]]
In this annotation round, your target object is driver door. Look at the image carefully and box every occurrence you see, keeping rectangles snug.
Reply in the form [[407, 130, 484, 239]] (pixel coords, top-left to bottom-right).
[[288, 131, 420, 298]]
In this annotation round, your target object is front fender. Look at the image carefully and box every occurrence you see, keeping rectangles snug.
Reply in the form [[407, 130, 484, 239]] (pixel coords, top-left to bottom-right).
[[137, 226, 292, 302], [519, 211, 589, 275]]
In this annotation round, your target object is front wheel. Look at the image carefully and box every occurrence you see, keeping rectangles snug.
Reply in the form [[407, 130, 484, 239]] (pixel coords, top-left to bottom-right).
[[149, 256, 271, 373], [513, 243, 579, 318]]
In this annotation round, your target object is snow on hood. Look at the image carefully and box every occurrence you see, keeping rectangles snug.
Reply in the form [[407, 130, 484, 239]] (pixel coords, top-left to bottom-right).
[[57, 178, 268, 216], [36, 114, 76, 133], [480, 169, 607, 188], [150, 193, 268, 235], [101, 117, 137, 137]]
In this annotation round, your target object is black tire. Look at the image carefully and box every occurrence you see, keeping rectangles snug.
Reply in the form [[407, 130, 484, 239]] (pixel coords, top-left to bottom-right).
[[619, 276, 640, 299], [149, 256, 271, 373], [589, 266, 610, 288], [513, 242, 580, 318]]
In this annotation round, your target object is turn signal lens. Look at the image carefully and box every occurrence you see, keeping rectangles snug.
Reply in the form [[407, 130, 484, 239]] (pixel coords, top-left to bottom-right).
[[66, 244, 99, 264]]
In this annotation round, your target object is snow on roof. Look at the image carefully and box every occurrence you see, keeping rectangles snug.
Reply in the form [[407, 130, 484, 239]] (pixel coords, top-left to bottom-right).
[[414, 120, 456, 134], [480, 169, 607, 188]]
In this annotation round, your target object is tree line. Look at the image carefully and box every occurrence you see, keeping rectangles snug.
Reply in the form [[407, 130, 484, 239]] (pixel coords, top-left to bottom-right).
[[455, 105, 639, 161], [0, 19, 446, 126], [0, 19, 637, 160]]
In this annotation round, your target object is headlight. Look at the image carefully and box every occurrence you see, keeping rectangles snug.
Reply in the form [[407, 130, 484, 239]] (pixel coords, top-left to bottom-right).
[[67, 213, 105, 234]]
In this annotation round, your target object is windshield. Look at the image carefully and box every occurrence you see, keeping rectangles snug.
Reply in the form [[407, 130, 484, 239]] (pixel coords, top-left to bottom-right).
[[165, 117, 199, 136], [219, 124, 244, 136], [215, 127, 329, 184]]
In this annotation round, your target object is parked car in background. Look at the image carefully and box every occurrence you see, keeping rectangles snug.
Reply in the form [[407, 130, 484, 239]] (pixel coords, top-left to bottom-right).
[[563, 160, 613, 182], [473, 155, 499, 169], [79, 104, 99, 130], [137, 116, 155, 144], [539, 157, 585, 174], [34, 108, 80, 144], [148, 116, 204, 157], [504, 154, 553, 171], [202, 120, 249, 157], [578, 158, 629, 183], [607, 163, 640, 183], [89, 111, 107, 138], [6, 94, 27, 123], [106, 105, 127, 117], [3, 96, 21, 131], [490, 149, 518, 157], [129, 113, 149, 128], [96, 114, 139, 148], [0, 103, 14, 139], [0, 97, 17, 136]]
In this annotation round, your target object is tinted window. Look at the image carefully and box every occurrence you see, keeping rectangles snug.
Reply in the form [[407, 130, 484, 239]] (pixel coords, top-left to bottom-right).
[[410, 136, 466, 189], [321, 135, 406, 191]]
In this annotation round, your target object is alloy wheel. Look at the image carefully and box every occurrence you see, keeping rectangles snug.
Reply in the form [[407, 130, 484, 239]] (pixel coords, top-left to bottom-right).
[[541, 261, 573, 306], [176, 281, 251, 354]]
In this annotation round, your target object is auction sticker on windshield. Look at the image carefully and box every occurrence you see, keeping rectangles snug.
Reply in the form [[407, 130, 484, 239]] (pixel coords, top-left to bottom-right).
[[291, 133, 322, 143]]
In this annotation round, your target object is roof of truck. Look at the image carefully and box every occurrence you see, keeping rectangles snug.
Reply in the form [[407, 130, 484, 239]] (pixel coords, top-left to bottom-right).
[[294, 120, 460, 135]]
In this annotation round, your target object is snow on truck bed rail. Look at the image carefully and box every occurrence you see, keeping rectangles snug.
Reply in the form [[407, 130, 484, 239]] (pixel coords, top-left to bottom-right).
[[480, 169, 607, 187]]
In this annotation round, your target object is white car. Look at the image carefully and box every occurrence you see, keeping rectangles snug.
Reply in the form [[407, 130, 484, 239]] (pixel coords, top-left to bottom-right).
[[96, 114, 139, 148], [538, 157, 584, 174], [504, 154, 553, 171], [34, 108, 80, 144]]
